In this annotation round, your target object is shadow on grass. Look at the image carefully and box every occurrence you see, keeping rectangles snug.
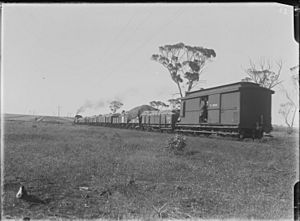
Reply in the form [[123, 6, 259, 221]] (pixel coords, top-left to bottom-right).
[[184, 150, 200, 156]]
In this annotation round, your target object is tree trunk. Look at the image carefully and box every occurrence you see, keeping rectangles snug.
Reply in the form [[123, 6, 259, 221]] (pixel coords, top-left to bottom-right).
[[176, 82, 183, 98], [287, 126, 293, 134], [290, 106, 297, 128], [187, 81, 193, 92]]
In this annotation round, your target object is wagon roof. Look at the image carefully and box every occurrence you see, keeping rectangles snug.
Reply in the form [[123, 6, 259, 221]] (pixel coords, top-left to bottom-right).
[[183, 81, 274, 100], [101, 113, 120, 117]]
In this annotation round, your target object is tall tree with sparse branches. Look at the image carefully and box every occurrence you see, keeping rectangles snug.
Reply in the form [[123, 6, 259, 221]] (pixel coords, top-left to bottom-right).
[[278, 68, 299, 134], [241, 58, 283, 89], [151, 42, 216, 97]]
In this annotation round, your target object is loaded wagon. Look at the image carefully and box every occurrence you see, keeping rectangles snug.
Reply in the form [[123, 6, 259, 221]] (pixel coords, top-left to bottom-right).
[[141, 110, 179, 131]]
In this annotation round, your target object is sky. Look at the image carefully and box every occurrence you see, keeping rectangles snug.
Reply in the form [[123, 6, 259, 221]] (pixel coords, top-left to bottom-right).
[[2, 3, 299, 126]]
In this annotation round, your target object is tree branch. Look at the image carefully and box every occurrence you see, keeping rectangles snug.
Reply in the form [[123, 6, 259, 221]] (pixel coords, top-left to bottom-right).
[[285, 89, 296, 107]]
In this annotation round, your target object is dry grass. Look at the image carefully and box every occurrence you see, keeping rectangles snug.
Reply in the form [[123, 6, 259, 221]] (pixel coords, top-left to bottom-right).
[[2, 115, 299, 220]]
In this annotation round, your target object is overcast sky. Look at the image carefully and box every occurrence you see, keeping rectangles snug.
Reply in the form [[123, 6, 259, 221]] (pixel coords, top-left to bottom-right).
[[2, 3, 299, 125]]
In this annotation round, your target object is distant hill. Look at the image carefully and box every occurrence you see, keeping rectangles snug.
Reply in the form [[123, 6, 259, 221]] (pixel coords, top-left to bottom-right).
[[126, 105, 157, 121], [3, 114, 73, 124]]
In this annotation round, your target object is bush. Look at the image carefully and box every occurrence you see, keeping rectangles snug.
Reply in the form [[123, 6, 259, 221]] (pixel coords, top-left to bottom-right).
[[286, 127, 294, 134], [166, 134, 187, 154]]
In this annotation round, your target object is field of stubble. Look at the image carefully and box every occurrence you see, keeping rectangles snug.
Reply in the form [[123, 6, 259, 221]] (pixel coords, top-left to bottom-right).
[[2, 115, 299, 220]]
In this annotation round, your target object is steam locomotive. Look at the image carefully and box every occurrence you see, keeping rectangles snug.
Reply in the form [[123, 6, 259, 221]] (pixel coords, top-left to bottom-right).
[[75, 82, 274, 139]]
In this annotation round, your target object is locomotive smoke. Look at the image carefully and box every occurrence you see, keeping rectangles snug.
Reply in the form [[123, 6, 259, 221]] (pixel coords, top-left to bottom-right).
[[76, 100, 105, 115]]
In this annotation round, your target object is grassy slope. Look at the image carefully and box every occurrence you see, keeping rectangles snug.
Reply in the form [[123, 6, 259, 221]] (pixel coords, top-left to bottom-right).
[[2, 118, 299, 220], [3, 114, 73, 123]]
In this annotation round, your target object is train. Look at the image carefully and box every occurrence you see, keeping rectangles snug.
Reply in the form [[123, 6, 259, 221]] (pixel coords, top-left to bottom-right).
[[74, 82, 274, 139]]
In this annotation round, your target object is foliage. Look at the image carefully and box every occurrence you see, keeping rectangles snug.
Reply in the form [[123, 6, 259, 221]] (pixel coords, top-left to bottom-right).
[[278, 69, 299, 134], [168, 98, 181, 110], [166, 134, 186, 154], [109, 101, 124, 113], [290, 64, 299, 73], [278, 102, 297, 134], [149, 101, 169, 110], [291, 66, 299, 90], [241, 59, 283, 89], [151, 43, 216, 97]]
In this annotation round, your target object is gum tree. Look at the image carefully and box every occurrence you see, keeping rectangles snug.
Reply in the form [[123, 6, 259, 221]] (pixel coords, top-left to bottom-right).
[[151, 43, 216, 97], [168, 98, 181, 110], [109, 101, 123, 113], [241, 59, 283, 89], [279, 67, 299, 134]]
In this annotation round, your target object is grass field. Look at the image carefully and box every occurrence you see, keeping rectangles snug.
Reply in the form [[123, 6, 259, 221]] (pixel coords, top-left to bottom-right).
[[2, 114, 299, 220]]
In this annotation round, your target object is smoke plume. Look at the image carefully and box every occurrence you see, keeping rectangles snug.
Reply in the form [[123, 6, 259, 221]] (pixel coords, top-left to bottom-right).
[[76, 100, 105, 115]]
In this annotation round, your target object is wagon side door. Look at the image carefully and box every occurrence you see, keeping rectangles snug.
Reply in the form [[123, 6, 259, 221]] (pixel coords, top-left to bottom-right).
[[220, 92, 240, 125]]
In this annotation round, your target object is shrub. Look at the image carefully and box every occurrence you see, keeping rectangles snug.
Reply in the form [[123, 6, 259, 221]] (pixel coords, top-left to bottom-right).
[[166, 134, 186, 154], [286, 127, 294, 135]]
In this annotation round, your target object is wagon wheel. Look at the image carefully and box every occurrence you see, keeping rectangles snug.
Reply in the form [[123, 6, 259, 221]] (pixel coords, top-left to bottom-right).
[[238, 130, 245, 140], [204, 132, 210, 137], [251, 129, 256, 140], [256, 130, 264, 139]]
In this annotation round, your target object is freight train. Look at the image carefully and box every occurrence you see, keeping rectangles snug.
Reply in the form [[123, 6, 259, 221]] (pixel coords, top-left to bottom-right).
[[75, 82, 274, 139]]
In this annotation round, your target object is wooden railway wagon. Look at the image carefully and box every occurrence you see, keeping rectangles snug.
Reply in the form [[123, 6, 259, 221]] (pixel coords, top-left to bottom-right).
[[110, 113, 136, 128], [79, 114, 111, 126], [83, 116, 96, 124], [99, 113, 120, 126], [176, 82, 274, 138], [120, 112, 129, 124], [112, 113, 121, 124], [98, 115, 106, 124], [97, 113, 138, 128], [141, 110, 179, 131]]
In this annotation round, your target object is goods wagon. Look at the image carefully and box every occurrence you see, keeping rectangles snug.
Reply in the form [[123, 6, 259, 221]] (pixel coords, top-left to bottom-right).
[[111, 113, 121, 124], [141, 110, 179, 131], [120, 112, 129, 124], [98, 115, 106, 124], [84, 117, 92, 124], [102, 113, 120, 124], [83, 116, 95, 124], [129, 116, 140, 124], [95, 115, 101, 123], [177, 82, 274, 138]]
